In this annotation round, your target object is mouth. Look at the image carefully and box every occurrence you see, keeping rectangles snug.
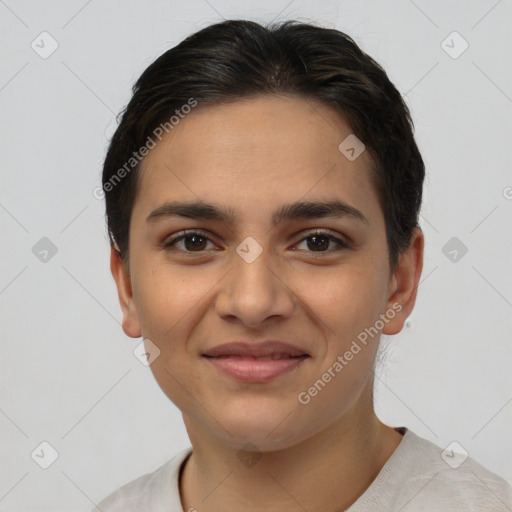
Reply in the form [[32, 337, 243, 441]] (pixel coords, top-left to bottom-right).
[[203, 353, 308, 360], [203, 355, 309, 382]]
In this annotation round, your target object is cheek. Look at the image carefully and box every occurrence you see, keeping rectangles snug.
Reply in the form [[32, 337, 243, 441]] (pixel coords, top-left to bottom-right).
[[296, 270, 383, 416], [130, 268, 207, 394], [298, 264, 383, 334], [135, 262, 207, 334], [135, 267, 209, 410]]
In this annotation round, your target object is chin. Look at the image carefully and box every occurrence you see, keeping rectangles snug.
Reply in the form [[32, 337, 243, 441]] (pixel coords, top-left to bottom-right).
[[223, 430, 303, 453], [211, 408, 309, 452]]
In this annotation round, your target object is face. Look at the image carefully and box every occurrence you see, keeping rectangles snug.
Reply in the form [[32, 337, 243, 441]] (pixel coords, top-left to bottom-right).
[[111, 95, 423, 451]]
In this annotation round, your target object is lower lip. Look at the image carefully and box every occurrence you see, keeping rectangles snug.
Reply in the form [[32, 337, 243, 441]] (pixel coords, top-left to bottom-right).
[[203, 355, 309, 382]]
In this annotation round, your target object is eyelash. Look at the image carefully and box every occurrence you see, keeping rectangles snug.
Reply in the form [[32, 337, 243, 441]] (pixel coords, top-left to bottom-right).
[[162, 229, 350, 255]]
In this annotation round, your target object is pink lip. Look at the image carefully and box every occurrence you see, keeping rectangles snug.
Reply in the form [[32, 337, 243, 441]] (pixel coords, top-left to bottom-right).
[[204, 354, 309, 382]]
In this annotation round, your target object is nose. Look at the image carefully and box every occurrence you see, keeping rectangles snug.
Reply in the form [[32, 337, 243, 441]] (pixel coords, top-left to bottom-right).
[[214, 246, 296, 328]]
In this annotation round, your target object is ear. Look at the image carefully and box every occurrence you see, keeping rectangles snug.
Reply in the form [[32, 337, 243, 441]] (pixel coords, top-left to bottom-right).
[[382, 227, 424, 335], [110, 246, 142, 338]]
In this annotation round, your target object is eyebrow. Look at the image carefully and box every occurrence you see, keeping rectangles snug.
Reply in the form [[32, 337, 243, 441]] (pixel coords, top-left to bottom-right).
[[146, 199, 369, 226]]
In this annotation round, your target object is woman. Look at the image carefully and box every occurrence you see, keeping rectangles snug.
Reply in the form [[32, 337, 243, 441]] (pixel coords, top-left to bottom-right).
[[96, 19, 511, 511]]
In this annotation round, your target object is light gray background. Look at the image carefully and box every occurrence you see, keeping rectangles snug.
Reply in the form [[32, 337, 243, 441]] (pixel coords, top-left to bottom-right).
[[1, 0, 511, 510]]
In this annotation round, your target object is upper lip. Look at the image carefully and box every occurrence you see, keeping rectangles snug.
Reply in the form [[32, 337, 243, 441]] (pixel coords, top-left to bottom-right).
[[202, 340, 310, 358]]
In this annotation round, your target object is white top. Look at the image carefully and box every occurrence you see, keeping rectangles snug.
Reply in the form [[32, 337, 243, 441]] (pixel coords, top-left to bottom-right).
[[93, 428, 512, 511]]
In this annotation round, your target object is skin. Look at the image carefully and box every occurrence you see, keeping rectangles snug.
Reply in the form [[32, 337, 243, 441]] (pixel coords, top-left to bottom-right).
[[111, 95, 424, 511]]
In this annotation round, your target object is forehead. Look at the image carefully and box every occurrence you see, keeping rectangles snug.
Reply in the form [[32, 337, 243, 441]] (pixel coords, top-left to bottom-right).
[[133, 95, 382, 228]]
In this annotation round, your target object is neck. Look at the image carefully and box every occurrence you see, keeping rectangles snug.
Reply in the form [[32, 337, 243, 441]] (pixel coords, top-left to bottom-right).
[[179, 404, 403, 512]]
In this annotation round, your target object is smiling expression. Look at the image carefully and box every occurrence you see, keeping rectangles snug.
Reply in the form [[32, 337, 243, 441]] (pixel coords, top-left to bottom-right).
[[112, 94, 416, 451]]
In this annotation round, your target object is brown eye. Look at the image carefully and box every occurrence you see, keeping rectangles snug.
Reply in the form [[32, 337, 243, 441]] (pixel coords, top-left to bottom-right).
[[162, 229, 349, 255], [163, 230, 214, 252], [295, 230, 350, 253]]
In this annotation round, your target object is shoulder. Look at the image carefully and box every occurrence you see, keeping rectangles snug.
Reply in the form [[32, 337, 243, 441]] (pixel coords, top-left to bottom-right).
[[91, 447, 192, 512], [360, 429, 512, 511], [414, 434, 511, 510]]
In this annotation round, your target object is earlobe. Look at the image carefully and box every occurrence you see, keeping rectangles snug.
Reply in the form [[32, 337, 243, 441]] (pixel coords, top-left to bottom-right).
[[110, 246, 142, 339], [382, 227, 424, 336]]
